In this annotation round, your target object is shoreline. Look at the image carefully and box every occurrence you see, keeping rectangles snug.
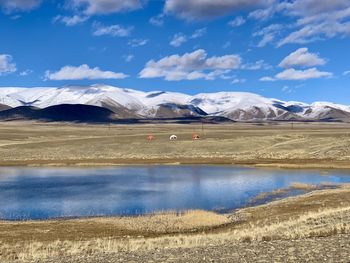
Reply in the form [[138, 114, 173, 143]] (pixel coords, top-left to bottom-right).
[[0, 183, 347, 224], [1, 158, 350, 170], [1, 184, 350, 262]]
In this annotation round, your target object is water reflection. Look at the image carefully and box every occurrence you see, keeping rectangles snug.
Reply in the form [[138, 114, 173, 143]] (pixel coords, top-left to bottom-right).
[[0, 166, 349, 220]]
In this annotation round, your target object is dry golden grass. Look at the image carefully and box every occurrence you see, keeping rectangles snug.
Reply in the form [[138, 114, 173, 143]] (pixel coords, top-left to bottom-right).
[[0, 121, 350, 168], [87, 210, 230, 233], [289, 182, 318, 190]]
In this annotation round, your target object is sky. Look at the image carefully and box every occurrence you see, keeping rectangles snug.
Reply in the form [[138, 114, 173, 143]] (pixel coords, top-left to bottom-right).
[[0, 0, 350, 104]]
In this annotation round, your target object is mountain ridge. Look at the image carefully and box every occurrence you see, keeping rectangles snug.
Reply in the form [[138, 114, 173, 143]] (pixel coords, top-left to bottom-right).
[[0, 85, 349, 122]]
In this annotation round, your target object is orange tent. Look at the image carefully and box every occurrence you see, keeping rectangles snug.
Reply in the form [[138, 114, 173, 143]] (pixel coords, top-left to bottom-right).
[[192, 133, 200, 140]]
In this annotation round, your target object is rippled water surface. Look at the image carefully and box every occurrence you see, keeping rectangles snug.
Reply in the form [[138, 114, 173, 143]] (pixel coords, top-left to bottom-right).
[[0, 166, 350, 220]]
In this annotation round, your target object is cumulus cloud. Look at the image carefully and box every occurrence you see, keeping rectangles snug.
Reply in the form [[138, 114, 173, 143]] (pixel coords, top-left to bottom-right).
[[275, 68, 332, 80], [45, 64, 128, 80], [170, 33, 187, 47], [149, 14, 165, 26], [53, 15, 89, 26], [279, 47, 326, 68], [68, 0, 143, 15], [139, 49, 242, 81], [261, 68, 332, 81], [128, 38, 149, 47], [92, 22, 133, 37], [0, 0, 42, 13], [0, 54, 17, 75], [228, 16, 246, 27], [164, 0, 269, 20], [343, 70, 350, 76]]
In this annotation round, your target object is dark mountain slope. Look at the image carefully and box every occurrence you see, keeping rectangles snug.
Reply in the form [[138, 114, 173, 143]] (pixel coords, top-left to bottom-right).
[[0, 104, 115, 123]]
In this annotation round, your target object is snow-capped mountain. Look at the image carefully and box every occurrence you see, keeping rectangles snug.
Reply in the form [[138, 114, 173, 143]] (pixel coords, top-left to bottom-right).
[[0, 85, 349, 122]]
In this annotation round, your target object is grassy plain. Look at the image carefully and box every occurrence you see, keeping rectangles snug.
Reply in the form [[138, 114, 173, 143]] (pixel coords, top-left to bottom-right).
[[0, 121, 350, 168]]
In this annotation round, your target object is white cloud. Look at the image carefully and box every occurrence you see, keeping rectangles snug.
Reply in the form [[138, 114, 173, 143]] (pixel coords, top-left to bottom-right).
[[45, 64, 128, 80], [228, 16, 246, 27], [260, 68, 332, 81], [19, 69, 33, 76], [53, 15, 89, 26], [232, 78, 246, 84], [0, 54, 17, 75], [69, 0, 143, 15], [343, 70, 350, 76], [278, 21, 350, 46], [248, 5, 277, 21], [0, 0, 42, 13], [242, 60, 271, 70], [170, 28, 207, 47], [191, 28, 207, 39], [260, 76, 275, 82], [92, 22, 132, 37], [245, 0, 350, 46], [253, 24, 283, 47], [277, 0, 350, 46], [170, 33, 187, 47], [149, 14, 165, 26], [124, 54, 134, 62], [275, 68, 332, 80], [139, 49, 242, 81], [164, 0, 270, 20], [279, 47, 326, 68], [282, 85, 292, 93], [128, 38, 149, 47]]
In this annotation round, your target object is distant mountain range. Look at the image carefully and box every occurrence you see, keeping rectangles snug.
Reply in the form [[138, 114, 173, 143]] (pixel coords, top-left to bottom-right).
[[0, 85, 349, 123]]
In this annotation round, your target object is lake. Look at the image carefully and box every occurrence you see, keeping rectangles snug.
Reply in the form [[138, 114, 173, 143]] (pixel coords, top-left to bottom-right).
[[0, 166, 350, 220]]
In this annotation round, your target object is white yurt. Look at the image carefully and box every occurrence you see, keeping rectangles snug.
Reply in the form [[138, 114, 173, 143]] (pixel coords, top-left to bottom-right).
[[169, 135, 177, 141]]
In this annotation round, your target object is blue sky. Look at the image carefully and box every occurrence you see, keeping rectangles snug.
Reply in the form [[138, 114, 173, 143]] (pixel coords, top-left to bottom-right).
[[0, 0, 350, 104]]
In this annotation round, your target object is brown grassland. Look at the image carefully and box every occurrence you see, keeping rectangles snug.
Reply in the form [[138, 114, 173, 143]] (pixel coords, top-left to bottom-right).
[[0, 121, 350, 262], [0, 121, 350, 168]]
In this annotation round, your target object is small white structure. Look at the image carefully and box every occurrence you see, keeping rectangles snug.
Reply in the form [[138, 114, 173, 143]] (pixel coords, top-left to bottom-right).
[[169, 135, 177, 141]]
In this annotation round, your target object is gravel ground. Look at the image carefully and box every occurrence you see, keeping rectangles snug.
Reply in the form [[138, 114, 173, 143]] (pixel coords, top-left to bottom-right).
[[32, 234, 350, 263]]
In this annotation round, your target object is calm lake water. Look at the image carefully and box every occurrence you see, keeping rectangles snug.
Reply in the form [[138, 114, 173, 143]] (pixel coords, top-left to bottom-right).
[[0, 166, 350, 220]]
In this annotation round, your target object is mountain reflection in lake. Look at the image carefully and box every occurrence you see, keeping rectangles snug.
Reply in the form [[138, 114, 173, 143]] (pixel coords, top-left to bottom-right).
[[0, 166, 349, 220]]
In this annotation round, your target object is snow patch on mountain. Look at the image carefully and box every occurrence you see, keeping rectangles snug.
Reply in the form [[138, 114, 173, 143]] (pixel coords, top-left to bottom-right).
[[0, 85, 349, 121]]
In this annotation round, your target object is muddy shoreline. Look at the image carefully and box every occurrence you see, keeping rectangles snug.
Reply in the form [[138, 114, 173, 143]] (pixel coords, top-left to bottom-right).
[[1, 158, 350, 170]]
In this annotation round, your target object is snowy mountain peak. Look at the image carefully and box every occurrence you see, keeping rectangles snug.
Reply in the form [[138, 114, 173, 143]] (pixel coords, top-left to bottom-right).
[[0, 85, 349, 121]]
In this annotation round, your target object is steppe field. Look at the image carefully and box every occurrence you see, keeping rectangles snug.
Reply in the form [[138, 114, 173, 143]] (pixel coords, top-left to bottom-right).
[[1, 121, 350, 262], [0, 121, 350, 168]]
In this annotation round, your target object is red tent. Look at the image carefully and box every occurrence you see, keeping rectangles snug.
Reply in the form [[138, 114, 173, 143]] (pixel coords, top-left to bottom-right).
[[192, 133, 200, 140], [147, 135, 155, 141]]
